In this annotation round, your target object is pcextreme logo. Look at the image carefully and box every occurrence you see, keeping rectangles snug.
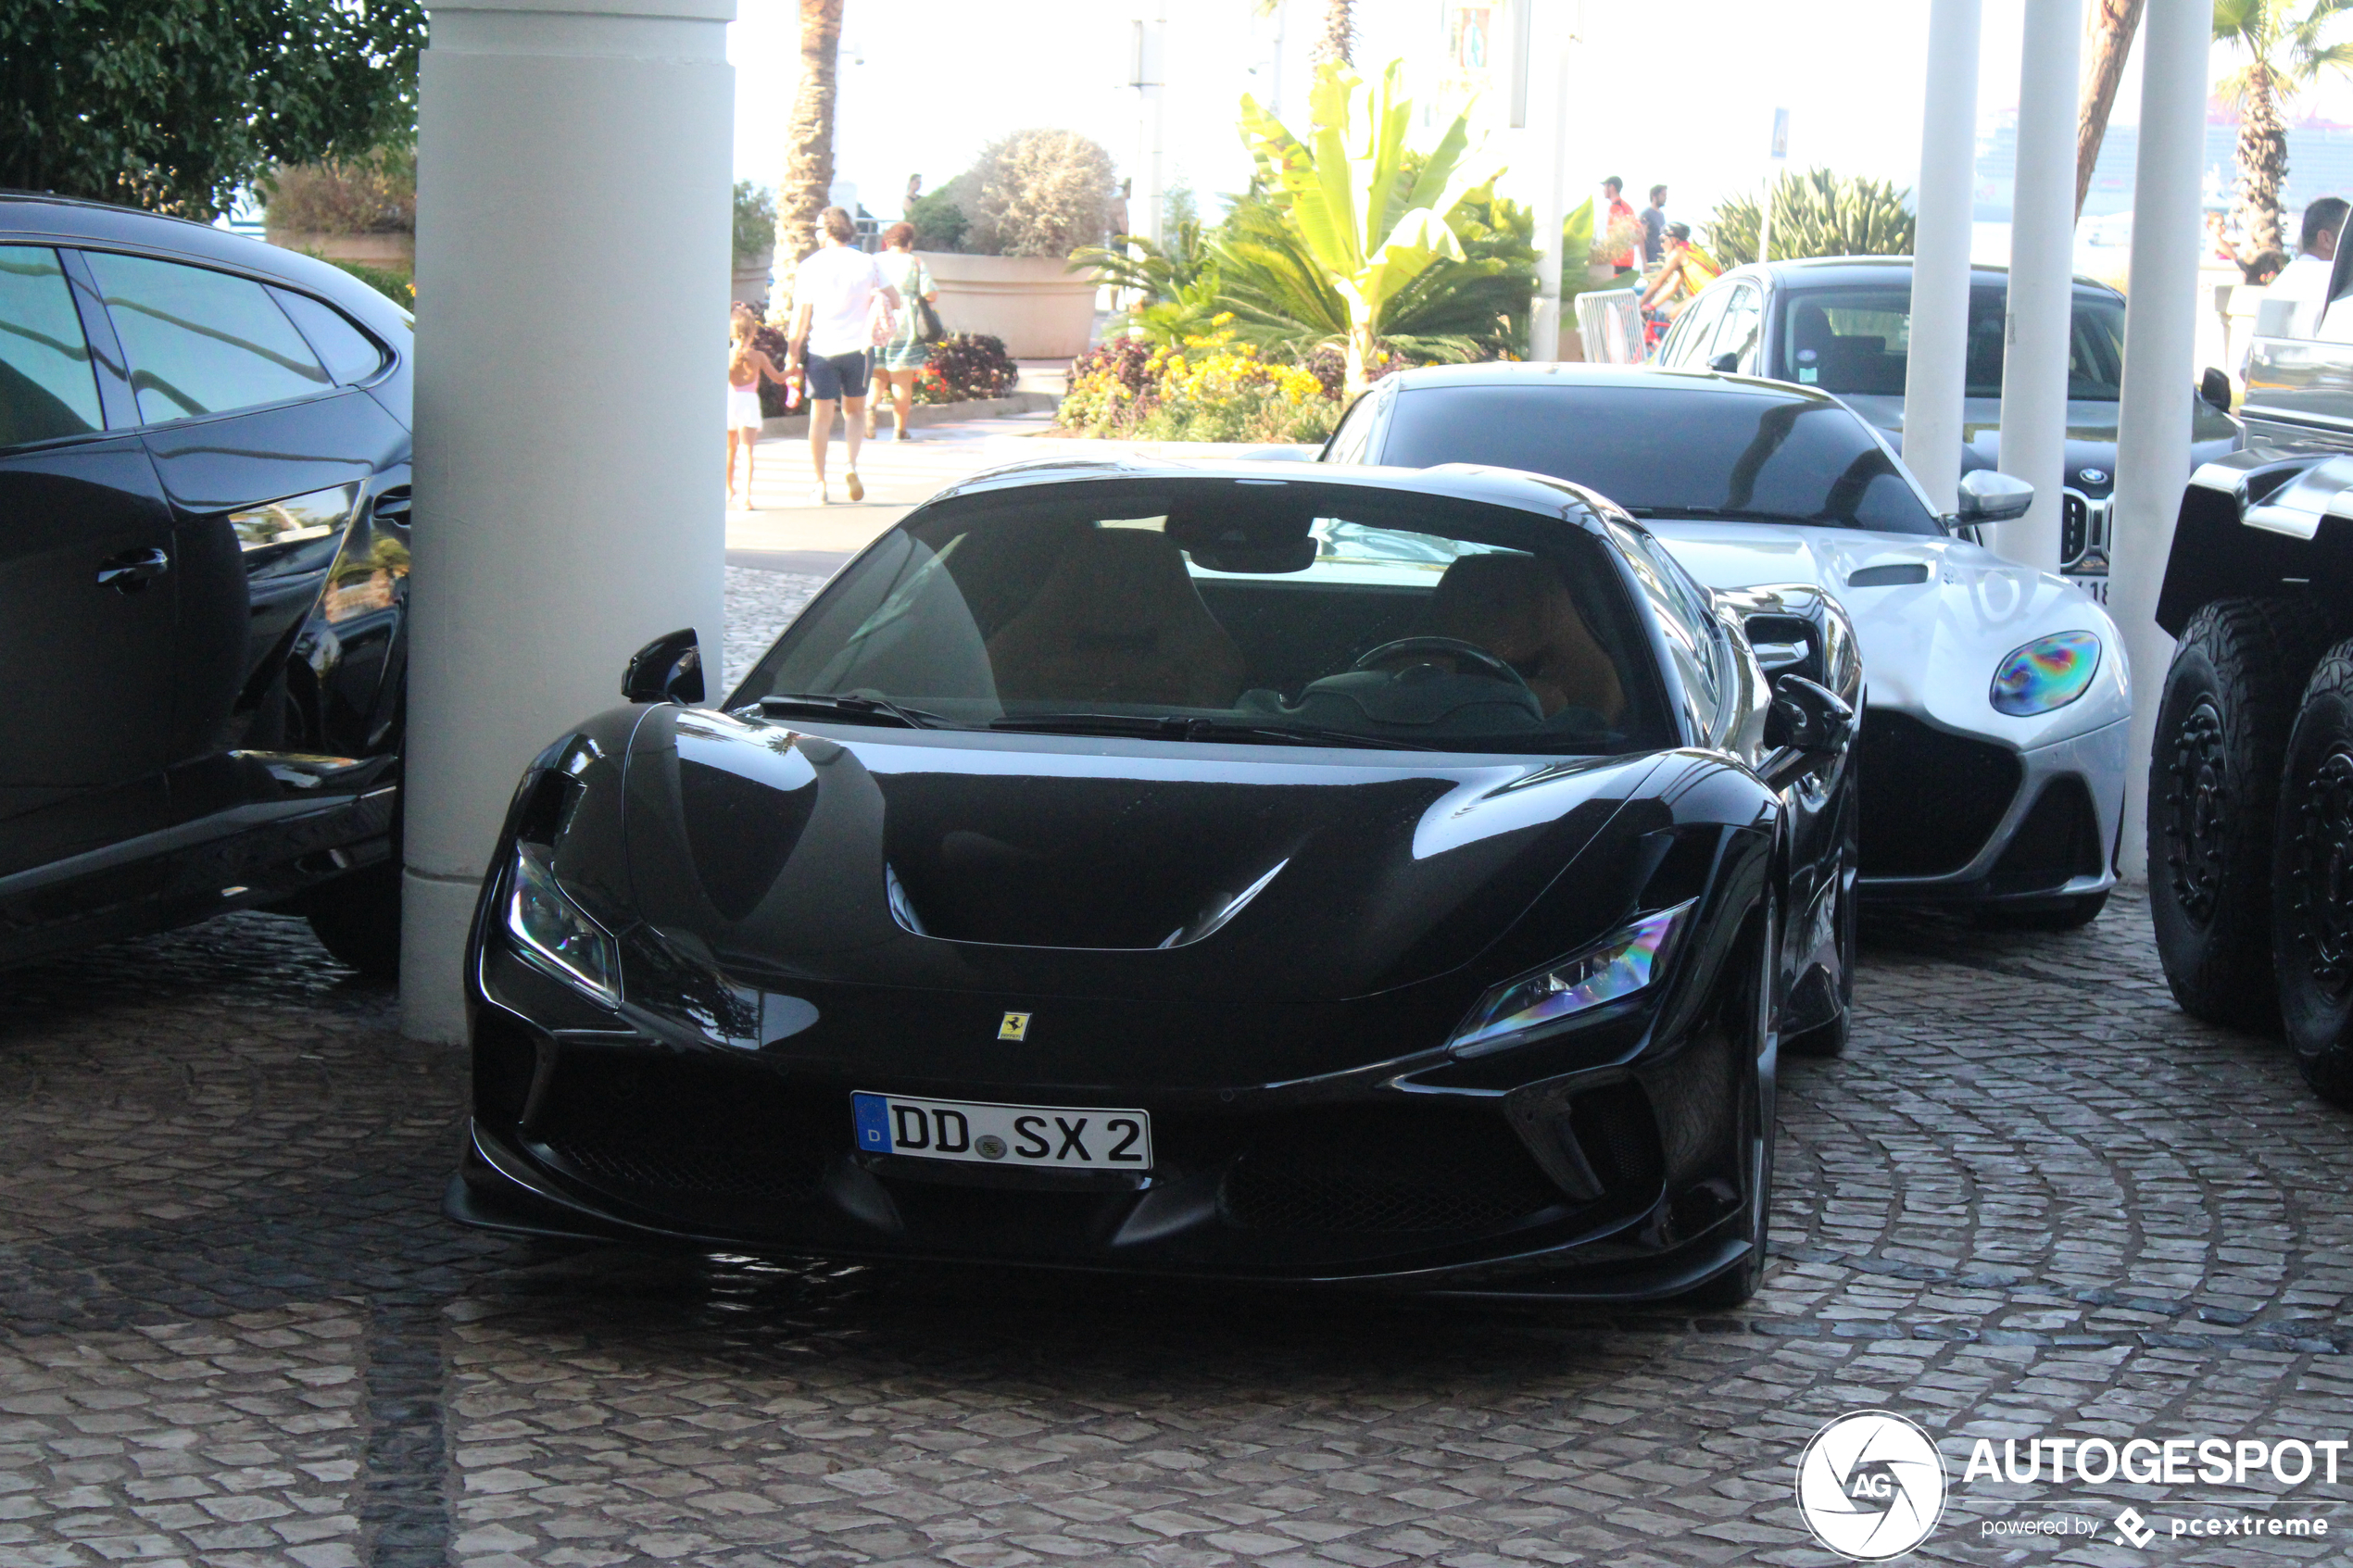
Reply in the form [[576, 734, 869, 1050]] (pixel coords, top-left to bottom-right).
[[1795, 1411, 1947, 1561]]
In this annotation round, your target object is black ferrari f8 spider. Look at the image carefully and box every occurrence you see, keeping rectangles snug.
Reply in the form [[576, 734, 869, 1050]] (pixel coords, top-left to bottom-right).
[[449, 461, 1860, 1304]]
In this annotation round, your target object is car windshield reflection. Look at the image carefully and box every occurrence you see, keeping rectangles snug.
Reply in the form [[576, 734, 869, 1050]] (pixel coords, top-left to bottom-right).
[[731, 480, 1673, 757]]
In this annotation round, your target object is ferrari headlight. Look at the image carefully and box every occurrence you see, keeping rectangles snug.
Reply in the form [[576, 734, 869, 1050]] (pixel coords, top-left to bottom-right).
[[1990, 631, 2101, 716], [506, 845, 620, 1006], [1447, 901, 1694, 1058]]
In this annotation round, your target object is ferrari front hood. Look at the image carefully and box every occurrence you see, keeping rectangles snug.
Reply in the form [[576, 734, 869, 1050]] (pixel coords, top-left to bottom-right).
[[619, 706, 1664, 1003], [1642, 520, 2130, 749]]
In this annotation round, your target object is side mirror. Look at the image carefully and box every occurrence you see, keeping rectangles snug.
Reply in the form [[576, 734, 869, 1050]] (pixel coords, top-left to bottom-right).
[[1709, 351, 1740, 373], [2200, 366, 2233, 412], [1955, 468, 2033, 524], [623, 627, 704, 705], [1763, 674, 1854, 756]]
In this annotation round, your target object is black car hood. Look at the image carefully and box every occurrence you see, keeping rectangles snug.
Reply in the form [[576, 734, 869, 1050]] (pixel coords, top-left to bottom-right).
[[618, 707, 1663, 1004]]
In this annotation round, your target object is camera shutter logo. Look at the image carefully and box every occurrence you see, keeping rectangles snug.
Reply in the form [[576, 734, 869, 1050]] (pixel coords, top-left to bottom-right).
[[1794, 1411, 1947, 1561]]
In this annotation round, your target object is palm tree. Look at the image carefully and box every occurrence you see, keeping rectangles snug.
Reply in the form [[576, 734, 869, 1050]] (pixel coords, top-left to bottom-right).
[[775, 0, 843, 271], [1252, 0, 1353, 66], [2075, 0, 2145, 217], [2213, 0, 2353, 257]]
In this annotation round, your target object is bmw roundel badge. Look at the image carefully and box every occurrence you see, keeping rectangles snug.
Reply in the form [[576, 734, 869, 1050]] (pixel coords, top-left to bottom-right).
[[2077, 467, 2108, 485]]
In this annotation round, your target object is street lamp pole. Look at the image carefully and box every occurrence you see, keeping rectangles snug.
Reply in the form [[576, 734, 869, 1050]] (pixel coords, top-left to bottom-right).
[[1905, 0, 1982, 516], [1131, 7, 1167, 248], [2109, 0, 2208, 876]]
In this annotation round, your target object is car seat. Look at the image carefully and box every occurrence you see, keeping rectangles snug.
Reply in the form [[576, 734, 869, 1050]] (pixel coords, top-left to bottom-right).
[[985, 527, 1249, 709], [1428, 555, 1626, 721]]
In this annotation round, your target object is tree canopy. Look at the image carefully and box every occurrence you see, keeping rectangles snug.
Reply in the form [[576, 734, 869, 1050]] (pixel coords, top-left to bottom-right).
[[0, 0, 426, 220]]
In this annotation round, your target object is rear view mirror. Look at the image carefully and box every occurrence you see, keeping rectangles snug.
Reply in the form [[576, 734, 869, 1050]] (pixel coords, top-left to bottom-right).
[[1763, 674, 1854, 756], [1709, 351, 1739, 373], [1955, 469, 2033, 524], [2201, 366, 2233, 412], [623, 628, 704, 705]]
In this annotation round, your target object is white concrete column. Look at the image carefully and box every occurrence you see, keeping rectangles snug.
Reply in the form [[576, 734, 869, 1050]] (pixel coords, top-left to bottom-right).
[[1528, 26, 1569, 361], [2108, 0, 2207, 879], [1132, 8, 1167, 248], [403, 0, 734, 1042], [1904, 0, 1982, 515], [1994, 0, 2082, 567]]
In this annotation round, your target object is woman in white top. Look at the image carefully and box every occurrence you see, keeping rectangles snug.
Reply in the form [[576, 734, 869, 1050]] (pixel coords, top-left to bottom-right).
[[786, 207, 901, 505]]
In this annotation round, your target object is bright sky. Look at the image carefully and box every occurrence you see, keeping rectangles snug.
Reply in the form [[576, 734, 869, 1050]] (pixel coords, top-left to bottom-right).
[[724, 0, 2353, 232]]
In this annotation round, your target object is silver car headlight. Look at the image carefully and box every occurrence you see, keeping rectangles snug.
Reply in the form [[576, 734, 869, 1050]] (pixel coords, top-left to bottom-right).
[[1446, 901, 1695, 1058], [506, 844, 621, 1006], [1990, 631, 2101, 716]]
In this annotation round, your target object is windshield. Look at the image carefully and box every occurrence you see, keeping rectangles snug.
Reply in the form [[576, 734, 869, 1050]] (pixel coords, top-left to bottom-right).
[[730, 479, 1673, 757], [1780, 283, 2126, 401], [1378, 384, 1941, 533]]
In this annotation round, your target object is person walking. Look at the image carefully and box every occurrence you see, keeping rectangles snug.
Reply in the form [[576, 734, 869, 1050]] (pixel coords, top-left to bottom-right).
[[1640, 185, 1668, 267], [785, 207, 901, 505], [1602, 177, 1638, 277], [871, 222, 938, 443], [725, 308, 786, 508]]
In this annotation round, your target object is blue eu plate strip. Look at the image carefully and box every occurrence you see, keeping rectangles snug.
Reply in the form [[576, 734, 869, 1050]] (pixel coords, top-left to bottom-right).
[[851, 1093, 893, 1153]]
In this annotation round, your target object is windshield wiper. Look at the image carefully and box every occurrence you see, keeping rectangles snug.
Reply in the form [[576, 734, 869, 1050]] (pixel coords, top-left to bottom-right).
[[758, 692, 951, 729], [988, 712, 1439, 751]]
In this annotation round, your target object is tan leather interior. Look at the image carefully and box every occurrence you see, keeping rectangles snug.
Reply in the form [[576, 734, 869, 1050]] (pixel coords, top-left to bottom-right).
[[1428, 554, 1627, 721], [985, 527, 1249, 708]]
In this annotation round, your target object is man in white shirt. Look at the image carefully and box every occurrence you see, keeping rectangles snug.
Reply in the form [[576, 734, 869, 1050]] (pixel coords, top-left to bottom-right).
[[2271, 195, 2347, 340], [786, 207, 901, 505]]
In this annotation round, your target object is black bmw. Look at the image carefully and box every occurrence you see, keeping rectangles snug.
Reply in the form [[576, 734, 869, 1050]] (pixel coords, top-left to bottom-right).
[[449, 462, 1860, 1303]]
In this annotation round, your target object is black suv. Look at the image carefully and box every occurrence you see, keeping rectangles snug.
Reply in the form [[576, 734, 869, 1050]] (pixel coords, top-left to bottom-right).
[[1, 194, 414, 976]]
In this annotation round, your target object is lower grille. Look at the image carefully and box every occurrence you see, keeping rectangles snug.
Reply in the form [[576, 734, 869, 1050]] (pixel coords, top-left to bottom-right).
[[1857, 710, 2022, 878], [1219, 1107, 1565, 1236], [1988, 778, 2105, 894], [531, 1047, 825, 1202]]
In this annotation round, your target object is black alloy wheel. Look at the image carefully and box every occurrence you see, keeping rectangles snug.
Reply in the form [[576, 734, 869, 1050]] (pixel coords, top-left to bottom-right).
[[1678, 898, 1779, 1309], [2148, 598, 2332, 1032], [2271, 644, 2353, 1108]]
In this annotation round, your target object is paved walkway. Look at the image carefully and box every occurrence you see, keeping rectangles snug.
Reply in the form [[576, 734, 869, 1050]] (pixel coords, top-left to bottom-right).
[[1, 893, 2347, 1567]]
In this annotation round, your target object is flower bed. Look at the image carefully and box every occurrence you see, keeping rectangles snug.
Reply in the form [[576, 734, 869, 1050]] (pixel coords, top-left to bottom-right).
[[1058, 322, 1399, 444], [754, 332, 1016, 417]]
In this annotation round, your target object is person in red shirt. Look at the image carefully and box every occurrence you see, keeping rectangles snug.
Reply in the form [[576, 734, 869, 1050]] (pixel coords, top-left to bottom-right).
[[1603, 177, 1638, 277]]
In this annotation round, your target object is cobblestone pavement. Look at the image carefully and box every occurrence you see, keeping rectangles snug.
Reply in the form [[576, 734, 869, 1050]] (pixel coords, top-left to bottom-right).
[[3, 886, 2350, 1568]]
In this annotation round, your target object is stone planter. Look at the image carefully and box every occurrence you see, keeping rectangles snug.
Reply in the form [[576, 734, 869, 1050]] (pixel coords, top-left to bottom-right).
[[264, 229, 413, 269], [732, 250, 774, 307], [919, 252, 1100, 360]]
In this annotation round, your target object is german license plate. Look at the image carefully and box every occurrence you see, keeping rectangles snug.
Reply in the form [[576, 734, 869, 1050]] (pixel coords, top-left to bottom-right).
[[851, 1091, 1151, 1170]]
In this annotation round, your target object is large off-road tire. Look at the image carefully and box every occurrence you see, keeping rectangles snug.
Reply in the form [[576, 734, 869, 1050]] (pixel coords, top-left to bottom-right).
[[2271, 644, 2353, 1109], [307, 859, 401, 982], [2148, 597, 2333, 1032]]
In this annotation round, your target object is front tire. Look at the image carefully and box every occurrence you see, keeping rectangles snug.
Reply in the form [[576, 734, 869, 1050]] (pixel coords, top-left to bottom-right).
[[1679, 899, 1778, 1309], [307, 859, 401, 982], [2271, 644, 2353, 1109], [2148, 598, 2331, 1032]]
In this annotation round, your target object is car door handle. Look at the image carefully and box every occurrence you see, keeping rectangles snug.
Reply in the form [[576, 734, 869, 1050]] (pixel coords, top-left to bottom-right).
[[96, 546, 170, 593]]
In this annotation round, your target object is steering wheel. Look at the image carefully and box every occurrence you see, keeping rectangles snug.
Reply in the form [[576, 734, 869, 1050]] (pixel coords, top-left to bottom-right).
[[1350, 637, 1541, 702]]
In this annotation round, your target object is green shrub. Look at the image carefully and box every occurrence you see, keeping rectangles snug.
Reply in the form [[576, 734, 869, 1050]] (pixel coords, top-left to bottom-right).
[[262, 149, 414, 232], [1708, 168, 1915, 267], [324, 257, 412, 307], [957, 130, 1118, 257], [733, 182, 775, 262], [906, 187, 967, 252]]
